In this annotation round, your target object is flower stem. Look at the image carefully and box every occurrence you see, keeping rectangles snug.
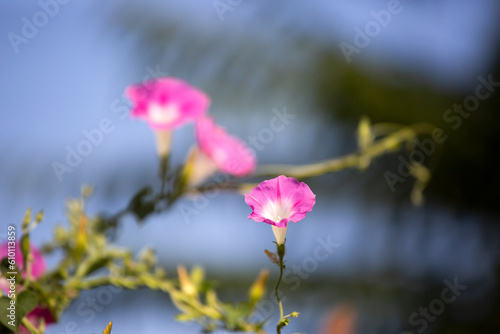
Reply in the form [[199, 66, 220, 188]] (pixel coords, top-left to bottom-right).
[[255, 123, 435, 178], [159, 155, 169, 195], [21, 317, 41, 334], [275, 243, 285, 333]]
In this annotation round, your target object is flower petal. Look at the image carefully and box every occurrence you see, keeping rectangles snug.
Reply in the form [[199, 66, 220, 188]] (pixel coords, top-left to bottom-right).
[[0, 243, 53, 332], [0, 242, 46, 279], [196, 116, 256, 176], [126, 77, 209, 131], [245, 175, 315, 228]]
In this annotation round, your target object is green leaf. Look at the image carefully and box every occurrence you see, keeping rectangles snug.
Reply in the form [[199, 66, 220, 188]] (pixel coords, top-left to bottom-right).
[[248, 269, 269, 306], [127, 187, 156, 222], [75, 256, 111, 278], [1, 258, 11, 277], [190, 266, 205, 290], [0, 322, 14, 334], [175, 313, 199, 322], [16, 290, 37, 330], [82, 185, 93, 198], [219, 304, 242, 330], [0, 258, 20, 283], [357, 116, 373, 152], [205, 290, 219, 308], [277, 318, 290, 331], [0, 290, 37, 332], [0, 297, 15, 331], [22, 209, 31, 230], [34, 211, 44, 223]]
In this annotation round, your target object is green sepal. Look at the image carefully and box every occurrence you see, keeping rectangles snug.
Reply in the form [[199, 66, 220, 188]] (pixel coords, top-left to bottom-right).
[[20, 235, 30, 273], [277, 317, 289, 331], [264, 250, 279, 266], [22, 209, 31, 231]]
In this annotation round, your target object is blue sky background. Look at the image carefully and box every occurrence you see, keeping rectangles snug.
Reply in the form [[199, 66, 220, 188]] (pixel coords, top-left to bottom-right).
[[1, 1, 499, 333]]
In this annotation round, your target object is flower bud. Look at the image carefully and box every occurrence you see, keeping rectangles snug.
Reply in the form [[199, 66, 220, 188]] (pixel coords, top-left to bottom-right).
[[248, 269, 269, 305]]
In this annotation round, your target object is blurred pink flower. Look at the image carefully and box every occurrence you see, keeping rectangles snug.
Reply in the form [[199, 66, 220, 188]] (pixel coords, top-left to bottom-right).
[[190, 115, 256, 183], [245, 175, 315, 244], [126, 77, 209, 157], [126, 77, 209, 131], [319, 304, 358, 334], [0, 242, 45, 278], [0, 242, 55, 331]]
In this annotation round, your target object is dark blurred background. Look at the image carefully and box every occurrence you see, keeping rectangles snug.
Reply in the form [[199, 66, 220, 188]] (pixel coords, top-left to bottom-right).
[[1, 1, 500, 333]]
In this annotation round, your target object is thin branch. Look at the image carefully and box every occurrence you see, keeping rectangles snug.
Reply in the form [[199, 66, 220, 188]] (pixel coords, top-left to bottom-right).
[[255, 123, 435, 179]]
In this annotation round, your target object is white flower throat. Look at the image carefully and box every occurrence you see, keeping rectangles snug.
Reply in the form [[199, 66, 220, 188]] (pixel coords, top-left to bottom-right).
[[265, 201, 290, 245], [263, 202, 290, 223], [272, 225, 287, 245], [150, 103, 179, 124]]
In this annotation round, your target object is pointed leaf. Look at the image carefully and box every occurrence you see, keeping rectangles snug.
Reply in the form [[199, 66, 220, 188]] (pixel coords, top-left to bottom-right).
[[177, 266, 196, 296], [0, 290, 38, 331], [248, 269, 269, 305], [20, 234, 30, 272], [190, 266, 205, 290], [0, 258, 19, 278], [264, 250, 279, 266], [175, 313, 199, 322], [206, 290, 219, 308], [0, 323, 13, 334], [17, 290, 37, 324], [127, 187, 156, 222], [35, 211, 44, 223], [22, 209, 32, 230], [101, 321, 112, 334], [277, 318, 290, 331], [0, 297, 15, 331]]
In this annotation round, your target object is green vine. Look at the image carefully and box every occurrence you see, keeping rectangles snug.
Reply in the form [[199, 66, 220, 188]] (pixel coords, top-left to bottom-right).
[[0, 118, 438, 334]]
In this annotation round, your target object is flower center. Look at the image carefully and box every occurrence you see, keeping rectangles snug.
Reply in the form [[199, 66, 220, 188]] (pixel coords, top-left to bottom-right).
[[263, 202, 290, 223], [149, 103, 179, 125]]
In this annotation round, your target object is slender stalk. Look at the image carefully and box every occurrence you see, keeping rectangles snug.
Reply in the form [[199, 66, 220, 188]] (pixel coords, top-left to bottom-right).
[[275, 243, 286, 333], [255, 123, 435, 179], [21, 317, 41, 334], [159, 155, 169, 195], [24, 252, 33, 289], [275, 262, 284, 320]]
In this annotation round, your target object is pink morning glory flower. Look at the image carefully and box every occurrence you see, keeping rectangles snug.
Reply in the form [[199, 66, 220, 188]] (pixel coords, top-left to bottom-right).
[[245, 175, 316, 245], [126, 77, 210, 156], [0, 242, 55, 331], [187, 115, 256, 185]]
